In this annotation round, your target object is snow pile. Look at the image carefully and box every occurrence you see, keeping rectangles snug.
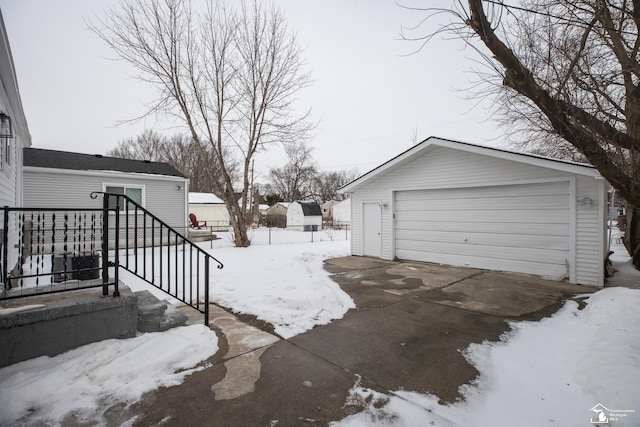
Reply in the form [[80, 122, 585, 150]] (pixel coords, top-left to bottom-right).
[[333, 287, 640, 426], [209, 241, 354, 338], [122, 228, 354, 339], [0, 325, 218, 426]]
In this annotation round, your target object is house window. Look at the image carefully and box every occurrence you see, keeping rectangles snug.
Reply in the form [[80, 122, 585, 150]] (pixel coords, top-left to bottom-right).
[[104, 184, 144, 211]]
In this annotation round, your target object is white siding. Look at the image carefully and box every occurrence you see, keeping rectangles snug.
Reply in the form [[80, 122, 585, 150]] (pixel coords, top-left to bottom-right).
[[347, 145, 607, 286], [332, 199, 351, 224], [286, 203, 304, 229], [574, 176, 606, 286], [1, 15, 32, 276]]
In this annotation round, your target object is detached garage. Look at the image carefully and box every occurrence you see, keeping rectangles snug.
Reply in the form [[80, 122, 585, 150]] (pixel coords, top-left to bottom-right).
[[340, 137, 611, 287]]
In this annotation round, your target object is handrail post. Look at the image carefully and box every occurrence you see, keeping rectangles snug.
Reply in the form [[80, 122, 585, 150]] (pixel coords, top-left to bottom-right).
[[101, 196, 109, 296], [113, 196, 120, 297], [204, 257, 210, 327], [2, 207, 8, 287]]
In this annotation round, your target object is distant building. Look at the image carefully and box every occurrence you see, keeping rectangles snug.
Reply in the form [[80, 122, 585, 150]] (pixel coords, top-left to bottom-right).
[[332, 198, 351, 227], [286, 201, 322, 232], [188, 192, 229, 231]]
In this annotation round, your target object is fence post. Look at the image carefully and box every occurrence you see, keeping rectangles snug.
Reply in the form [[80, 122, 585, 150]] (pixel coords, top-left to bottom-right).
[[2, 207, 8, 286], [113, 196, 120, 297], [101, 196, 109, 296], [204, 257, 210, 327]]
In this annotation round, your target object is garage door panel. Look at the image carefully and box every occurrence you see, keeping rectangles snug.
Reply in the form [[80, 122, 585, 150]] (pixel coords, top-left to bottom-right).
[[396, 239, 567, 263], [396, 194, 568, 211], [395, 230, 569, 251], [394, 220, 568, 236], [395, 183, 569, 201], [394, 182, 570, 278], [395, 249, 567, 277], [395, 209, 569, 224]]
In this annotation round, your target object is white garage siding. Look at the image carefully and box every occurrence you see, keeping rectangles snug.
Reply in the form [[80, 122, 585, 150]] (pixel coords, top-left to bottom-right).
[[343, 138, 609, 286], [394, 182, 571, 279]]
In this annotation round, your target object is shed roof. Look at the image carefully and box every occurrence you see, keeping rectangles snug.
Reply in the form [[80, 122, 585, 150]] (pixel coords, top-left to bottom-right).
[[340, 136, 604, 193], [296, 200, 322, 216], [189, 192, 224, 204], [24, 148, 186, 178]]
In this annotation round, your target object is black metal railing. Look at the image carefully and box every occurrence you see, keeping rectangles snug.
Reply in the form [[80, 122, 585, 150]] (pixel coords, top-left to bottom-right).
[[1, 192, 223, 325]]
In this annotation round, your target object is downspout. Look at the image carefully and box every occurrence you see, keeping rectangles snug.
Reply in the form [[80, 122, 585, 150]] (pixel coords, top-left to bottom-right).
[[608, 189, 615, 254]]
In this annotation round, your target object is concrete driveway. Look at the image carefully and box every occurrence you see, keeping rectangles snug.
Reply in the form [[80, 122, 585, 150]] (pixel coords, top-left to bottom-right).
[[116, 257, 597, 426]]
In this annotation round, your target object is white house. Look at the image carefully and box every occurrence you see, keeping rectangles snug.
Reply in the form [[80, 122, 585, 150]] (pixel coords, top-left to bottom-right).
[[23, 148, 189, 231], [286, 201, 322, 232], [0, 11, 32, 278], [340, 137, 611, 287], [188, 192, 229, 231], [321, 200, 338, 220], [332, 198, 351, 227]]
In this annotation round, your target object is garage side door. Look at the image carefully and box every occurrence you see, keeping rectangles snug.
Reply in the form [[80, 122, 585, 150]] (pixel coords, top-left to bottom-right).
[[394, 182, 570, 278]]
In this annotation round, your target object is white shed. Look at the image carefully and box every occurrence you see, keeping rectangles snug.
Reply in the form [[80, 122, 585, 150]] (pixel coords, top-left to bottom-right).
[[340, 137, 611, 287], [188, 192, 229, 231], [286, 201, 322, 232]]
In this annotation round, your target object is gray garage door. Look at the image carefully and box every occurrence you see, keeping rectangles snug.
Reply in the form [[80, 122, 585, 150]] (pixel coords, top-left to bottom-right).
[[394, 181, 571, 278]]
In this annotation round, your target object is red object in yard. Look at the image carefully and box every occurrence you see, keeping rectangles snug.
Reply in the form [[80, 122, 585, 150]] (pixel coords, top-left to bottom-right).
[[189, 213, 207, 229]]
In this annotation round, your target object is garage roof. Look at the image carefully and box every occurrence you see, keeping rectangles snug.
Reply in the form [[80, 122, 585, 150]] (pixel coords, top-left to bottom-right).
[[340, 136, 603, 193]]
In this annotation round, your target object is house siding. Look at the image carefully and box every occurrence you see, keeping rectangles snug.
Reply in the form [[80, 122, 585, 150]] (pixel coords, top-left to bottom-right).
[[24, 168, 188, 229], [347, 145, 607, 286], [1, 14, 32, 277]]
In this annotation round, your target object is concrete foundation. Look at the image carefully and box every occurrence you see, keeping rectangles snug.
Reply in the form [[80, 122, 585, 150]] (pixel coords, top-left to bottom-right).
[[0, 285, 137, 368]]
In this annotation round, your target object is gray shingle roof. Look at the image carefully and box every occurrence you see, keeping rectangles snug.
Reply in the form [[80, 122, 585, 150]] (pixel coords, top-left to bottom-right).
[[297, 200, 322, 216], [24, 148, 186, 178]]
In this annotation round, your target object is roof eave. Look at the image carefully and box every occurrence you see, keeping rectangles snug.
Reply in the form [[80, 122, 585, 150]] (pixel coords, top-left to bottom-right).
[[339, 136, 603, 193]]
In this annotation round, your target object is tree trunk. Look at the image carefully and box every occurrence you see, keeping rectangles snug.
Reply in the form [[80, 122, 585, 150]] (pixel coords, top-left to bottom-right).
[[623, 205, 640, 268]]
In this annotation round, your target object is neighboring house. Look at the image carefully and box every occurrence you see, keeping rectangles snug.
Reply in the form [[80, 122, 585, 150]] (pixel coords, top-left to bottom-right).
[[0, 11, 32, 275], [340, 137, 611, 287], [286, 201, 322, 232], [264, 202, 290, 228], [321, 200, 338, 220], [188, 192, 229, 231], [23, 148, 189, 230], [332, 198, 351, 227]]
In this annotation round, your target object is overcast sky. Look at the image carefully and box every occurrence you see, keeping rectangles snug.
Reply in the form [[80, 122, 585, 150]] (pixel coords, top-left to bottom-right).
[[0, 0, 506, 180]]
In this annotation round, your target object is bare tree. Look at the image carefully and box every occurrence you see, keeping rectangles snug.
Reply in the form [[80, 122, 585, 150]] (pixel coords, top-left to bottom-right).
[[312, 169, 359, 203], [109, 129, 166, 161], [91, 0, 312, 247], [108, 130, 224, 194], [265, 142, 317, 202], [403, 0, 640, 267]]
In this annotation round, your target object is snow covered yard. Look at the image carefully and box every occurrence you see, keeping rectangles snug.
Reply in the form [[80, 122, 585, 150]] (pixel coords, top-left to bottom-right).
[[0, 227, 354, 426], [1, 226, 639, 426]]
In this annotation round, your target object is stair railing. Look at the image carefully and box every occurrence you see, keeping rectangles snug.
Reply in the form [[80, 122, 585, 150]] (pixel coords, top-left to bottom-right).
[[1, 192, 223, 325], [91, 191, 223, 326]]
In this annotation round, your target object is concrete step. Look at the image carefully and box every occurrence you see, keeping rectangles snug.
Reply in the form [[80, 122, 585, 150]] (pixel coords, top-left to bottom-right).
[[135, 290, 188, 333]]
